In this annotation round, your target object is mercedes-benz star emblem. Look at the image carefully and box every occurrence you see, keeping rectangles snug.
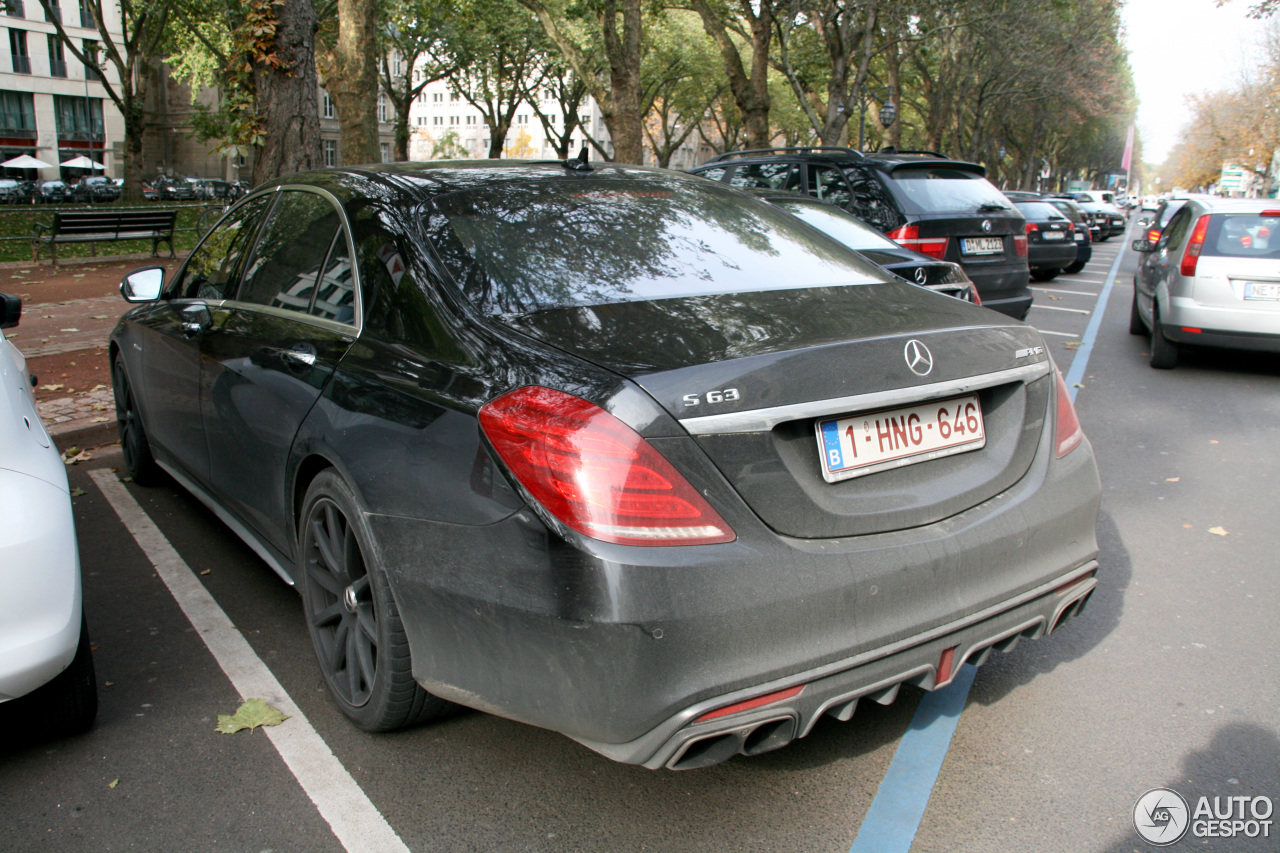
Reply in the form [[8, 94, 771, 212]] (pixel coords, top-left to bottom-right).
[[913, 267, 928, 284], [904, 339, 934, 376], [981, 219, 993, 232]]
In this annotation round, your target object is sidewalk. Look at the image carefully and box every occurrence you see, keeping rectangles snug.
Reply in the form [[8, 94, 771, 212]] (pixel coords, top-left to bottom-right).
[[2, 252, 186, 451]]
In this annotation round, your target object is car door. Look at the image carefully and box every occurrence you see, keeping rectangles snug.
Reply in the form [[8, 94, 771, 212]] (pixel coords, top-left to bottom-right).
[[1140, 207, 1193, 309], [805, 164, 854, 210], [130, 195, 273, 482], [198, 188, 358, 554]]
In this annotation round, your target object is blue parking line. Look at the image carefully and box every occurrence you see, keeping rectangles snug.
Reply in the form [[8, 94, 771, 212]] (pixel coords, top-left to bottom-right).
[[846, 222, 1129, 853]]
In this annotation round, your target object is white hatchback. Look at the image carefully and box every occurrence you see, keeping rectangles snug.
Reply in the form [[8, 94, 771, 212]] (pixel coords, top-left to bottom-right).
[[0, 293, 96, 733], [1131, 198, 1280, 368]]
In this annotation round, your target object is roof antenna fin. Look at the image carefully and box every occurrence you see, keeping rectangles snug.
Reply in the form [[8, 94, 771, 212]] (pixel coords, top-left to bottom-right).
[[564, 144, 592, 172]]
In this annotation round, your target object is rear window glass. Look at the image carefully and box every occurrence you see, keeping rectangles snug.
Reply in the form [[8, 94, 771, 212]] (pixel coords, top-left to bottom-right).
[[881, 166, 1013, 215], [1044, 200, 1086, 224], [1205, 213, 1280, 258], [770, 199, 900, 251], [1015, 202, 1070, 221], [433, 177, 888, 314]]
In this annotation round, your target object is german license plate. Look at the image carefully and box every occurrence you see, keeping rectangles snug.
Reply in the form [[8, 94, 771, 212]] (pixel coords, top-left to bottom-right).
[[1244, 281, 1280, 301], [816, 394, 986, 483], [1041, 230, 1066, 240], [961, 237, 1003, 255]]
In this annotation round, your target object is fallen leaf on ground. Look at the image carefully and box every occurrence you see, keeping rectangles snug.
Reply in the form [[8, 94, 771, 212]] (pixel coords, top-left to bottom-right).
[[1208, 526, 1229, 536], [120, 476, 132, 483], [92, 404, 107, 411], [91, 416, 110, 423], [107, 779, 118, 789], [1209, 440, 1220, 445], [70, 487, 86, 496], [216, 698, 290, 734], [60, 328, 80, 332], [40, 384, 64, 391], [1049, 295, 1062, 300], [3, 332, 15, 338], [1073, 383, 1084, 388], [90, 384, 107, 391], [1063, 341, 1082, 349], [61, 446, 79, 457], [64, 450, 92, 464], [1183, 524, 1192, 529], [200, 569, 211, 576], [1165, 477, 1180, 482], [91, 315, 108, 320]]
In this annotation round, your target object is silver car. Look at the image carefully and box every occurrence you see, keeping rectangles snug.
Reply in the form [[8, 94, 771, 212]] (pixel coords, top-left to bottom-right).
[[1131, 198, 1280, 368]]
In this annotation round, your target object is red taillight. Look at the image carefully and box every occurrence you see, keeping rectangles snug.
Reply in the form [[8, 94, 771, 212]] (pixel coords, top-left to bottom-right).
[[695, 685, 804, 723], [1013, 234, 1028, 257], [887, 224, 949, 259], [1025, 221, 1038, 234], [1261, 210, 1280, 216], [1180, 214, 1211, 276], [970, 287, 982, 306], [479, 386, 735, 546], [1053, 367, 1083, 458]]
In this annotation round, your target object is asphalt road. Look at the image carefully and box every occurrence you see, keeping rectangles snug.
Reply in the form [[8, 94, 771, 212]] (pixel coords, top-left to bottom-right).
[[2, 226, 1277, 853]]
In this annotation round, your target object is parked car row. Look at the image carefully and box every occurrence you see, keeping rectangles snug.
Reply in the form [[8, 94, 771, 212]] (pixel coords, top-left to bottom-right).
[[0, 177, 121, 204], [144, 177, 249, 202], [107, 159, 1101, 770]]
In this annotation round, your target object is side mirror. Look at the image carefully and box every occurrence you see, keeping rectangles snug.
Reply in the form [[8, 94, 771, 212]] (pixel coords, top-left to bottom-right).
[[1131, 239, 1155, 253], [1, 292, 20, 329], [121, 266, 165, 302]]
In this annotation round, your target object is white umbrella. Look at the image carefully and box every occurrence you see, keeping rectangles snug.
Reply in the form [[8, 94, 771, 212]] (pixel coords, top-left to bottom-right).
[[1, 155, 55, 169], [60, 155, 106, 169]]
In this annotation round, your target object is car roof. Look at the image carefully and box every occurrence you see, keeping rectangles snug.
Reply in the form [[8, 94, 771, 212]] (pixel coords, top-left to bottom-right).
[[1187, 197, 1280, 213], [695, 147, 986, 177]]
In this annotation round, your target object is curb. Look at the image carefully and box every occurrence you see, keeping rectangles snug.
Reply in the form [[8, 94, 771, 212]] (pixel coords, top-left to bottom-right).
[[51, 420, 118, 453]]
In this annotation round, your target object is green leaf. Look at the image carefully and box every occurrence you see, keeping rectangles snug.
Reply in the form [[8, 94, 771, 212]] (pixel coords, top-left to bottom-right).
[[215, 698, 290, 734], [107, 778, 119, 789], [70, 487, 87, 497]]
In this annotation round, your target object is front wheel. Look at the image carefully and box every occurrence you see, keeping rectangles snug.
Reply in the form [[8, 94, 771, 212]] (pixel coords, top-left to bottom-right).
[[1150, 304, 1179, 369], [113, 354, 160, 484], [298, 471, 451, 732], [1129, 287, 1147, 335]]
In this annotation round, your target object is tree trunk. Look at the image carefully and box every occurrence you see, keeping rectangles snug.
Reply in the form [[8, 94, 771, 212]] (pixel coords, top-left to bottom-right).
[[253, 0, 322, 184], [488, 121, 511, 158], [330, 0, 381, 165], [394, 97, 412, 161]]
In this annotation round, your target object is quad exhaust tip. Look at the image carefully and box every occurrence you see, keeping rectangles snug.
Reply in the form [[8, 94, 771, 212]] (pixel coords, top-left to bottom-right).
[[667, 716, 798, 770]]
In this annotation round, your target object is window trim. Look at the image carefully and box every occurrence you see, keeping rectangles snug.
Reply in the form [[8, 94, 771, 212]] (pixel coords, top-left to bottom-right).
[[172, 185, 364, 336]]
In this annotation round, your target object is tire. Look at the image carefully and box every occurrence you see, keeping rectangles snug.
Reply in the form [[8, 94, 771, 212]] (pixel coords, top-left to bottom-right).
[[1129, 287, 1147, 335], [1031, 267, 1060, 282], [112, 354, 160, 485], [1150, 303, 1179, 369], [298, 470, 451, 732], [22, 615, 98, 736], [195, 205, 222, 239], [1063, 259, 1086, 275]]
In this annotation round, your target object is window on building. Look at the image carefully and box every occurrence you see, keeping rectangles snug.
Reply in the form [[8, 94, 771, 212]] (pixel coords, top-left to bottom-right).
[[322, 90, 335, 119], [379, 142, 390, 163], [4, 1, 24, 19], [53, 94, 102, 139], [433, 92, 442, 103], [433, 116, 442, 126], [45, 1, 59, 23], [322, 138, 337, 167], [81, 38, 99, 80], [378, 92, 388, 123], [9, 29, 30, 74], [46, 33, 65, 77], [465, 115, 475, 125], [449, 115, 459, 125], [392, 56, 401, 77], [580, 114, 589, 125], [450, 92, 459, 102], [0, 90, 35, 133], [516, 114, 527, 125]]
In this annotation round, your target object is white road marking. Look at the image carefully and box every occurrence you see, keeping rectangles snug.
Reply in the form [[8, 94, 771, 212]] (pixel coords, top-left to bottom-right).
[[1034, 329, 1080, 338], [88, 469, 410, 853], [1028, 304, 1091, 314], [1030, 287, 1096, 296]]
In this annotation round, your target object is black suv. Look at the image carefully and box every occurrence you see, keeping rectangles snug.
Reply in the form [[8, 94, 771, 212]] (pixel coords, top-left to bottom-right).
[[691, 147, 1032, 318]]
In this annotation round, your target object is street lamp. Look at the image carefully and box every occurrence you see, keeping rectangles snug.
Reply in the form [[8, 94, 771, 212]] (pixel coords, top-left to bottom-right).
[[858, 85, 895, 151]]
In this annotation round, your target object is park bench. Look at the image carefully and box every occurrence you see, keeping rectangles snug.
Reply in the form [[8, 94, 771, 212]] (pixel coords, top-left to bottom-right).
[[31, 209, 178, 267]]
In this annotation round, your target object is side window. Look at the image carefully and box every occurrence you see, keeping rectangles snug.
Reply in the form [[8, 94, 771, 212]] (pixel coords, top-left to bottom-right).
[[807, 165, 853, 209], [1160, 209, 1193, 252], [311, 233, 356, 324], [729, 162, 800, 190], [844, 166, 903, 232], [236, 190, 343, 314], [177, 196, 273, 300], [695, 166, 727, 182]]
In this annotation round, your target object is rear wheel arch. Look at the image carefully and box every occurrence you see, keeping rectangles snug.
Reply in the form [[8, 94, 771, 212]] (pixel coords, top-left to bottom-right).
[[292, 454, 337, 544]]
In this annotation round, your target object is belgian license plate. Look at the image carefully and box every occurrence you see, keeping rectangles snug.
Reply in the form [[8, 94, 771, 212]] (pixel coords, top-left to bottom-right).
[[816, 394, 986, 483], [1041, 230, 1065, 240], [961, 237, 1004, 255], [1244, 281, 1280, 301]]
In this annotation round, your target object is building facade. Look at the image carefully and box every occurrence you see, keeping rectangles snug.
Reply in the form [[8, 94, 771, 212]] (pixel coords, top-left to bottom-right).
[[0, 0, 122, 179]]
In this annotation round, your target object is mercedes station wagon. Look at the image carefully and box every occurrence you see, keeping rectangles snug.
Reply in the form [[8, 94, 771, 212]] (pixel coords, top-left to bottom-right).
[[110, 161, 1101, 769]]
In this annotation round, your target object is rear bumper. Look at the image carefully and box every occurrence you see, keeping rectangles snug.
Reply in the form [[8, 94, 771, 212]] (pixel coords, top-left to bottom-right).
[[1028, 242, 1078, 269], [375, 415, 1101, 764], [1164, 298, 1280, 350], [962, 261, 1032, 318], [0, 472, 82, 702]]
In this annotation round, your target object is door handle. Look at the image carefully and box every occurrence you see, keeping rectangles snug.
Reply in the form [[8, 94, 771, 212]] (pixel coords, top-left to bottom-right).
[[284, 344, 317, 367]]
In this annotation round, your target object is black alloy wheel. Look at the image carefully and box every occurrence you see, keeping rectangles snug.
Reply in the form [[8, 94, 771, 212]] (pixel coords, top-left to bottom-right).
[[1063, 259, 1086, 275], [1031, 267, 1060, 282], [298, 471, 450, 731], [112, 354, 159, 484]]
